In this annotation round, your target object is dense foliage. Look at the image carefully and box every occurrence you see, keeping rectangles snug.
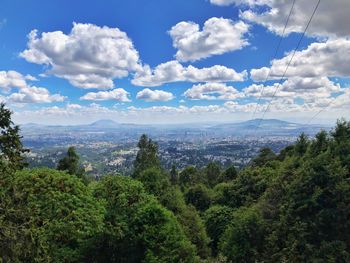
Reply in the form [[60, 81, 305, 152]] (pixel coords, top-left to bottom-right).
[[0, 103, 28, 170], [0, 103, 349, 262]]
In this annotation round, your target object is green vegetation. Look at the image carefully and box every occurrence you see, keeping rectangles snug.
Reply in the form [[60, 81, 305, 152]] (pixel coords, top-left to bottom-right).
[[0, 103, 28, 170], [0, 103, 349, 262]]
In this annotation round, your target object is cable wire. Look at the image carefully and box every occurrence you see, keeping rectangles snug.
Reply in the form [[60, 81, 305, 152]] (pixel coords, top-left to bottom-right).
[[304, 96, 338, 125], [254, 0, 321, 133], [251, 0, 296, 120]]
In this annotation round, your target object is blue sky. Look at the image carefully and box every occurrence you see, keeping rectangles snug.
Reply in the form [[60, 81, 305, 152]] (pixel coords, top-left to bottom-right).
[[0, 0, 349, 125]]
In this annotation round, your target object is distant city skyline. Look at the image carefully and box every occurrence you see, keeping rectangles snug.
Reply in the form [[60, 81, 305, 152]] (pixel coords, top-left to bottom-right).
[[0, 0, 349, 125]]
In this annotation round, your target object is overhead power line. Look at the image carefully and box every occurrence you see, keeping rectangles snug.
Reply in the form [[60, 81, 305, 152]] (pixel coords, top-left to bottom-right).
[[254, 0, 321, 132], [251, 0, 296, 120], [304, 96, 338, 125]]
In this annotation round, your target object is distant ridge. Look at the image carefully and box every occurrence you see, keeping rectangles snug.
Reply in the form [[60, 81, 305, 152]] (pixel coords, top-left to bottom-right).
[[20, 118, 329, 138], [89, 119, 119, 127], [239, 119, 296, 127], [212, 119, 297, 129]]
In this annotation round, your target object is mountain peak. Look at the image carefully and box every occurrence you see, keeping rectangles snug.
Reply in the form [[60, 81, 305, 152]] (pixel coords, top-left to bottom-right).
[[90, 119, 119, 127]]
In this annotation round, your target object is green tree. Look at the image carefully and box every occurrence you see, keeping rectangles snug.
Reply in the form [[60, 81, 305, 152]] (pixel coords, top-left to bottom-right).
[[185, 184, 212, 212], [219, 165, 238, 182], [204, 205, 234, 256], [0, 168, 104, 262], [133, 134, 160, 177], [213, 167, 270, 209], [89, 175, 197, 263], [277, 145, 294, 161], [331, 118, 350, 144], [330, 119, 350, 171], [204, 162, 221, 188], [159, 185, 211, 259], [57, 146, 83, 176], [179, 166, 200, 188], [250, 147, 276, 167], [177, 205, 211, 259], [0, 103, 28, 170], [219, 207, 265, 263], [170, 164, 178, 185], [294, 132, 309, 156], [268, 153, 349, 261], [136, 167, 170, 198], [310, 130, 329, 156]]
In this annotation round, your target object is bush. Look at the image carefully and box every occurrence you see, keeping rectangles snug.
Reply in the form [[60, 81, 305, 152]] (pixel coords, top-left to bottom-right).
[[0, 168, 105, 262]]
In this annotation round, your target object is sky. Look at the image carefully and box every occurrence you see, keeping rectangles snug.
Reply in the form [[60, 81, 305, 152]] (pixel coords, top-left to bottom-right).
[[0, 0, 349, 125]]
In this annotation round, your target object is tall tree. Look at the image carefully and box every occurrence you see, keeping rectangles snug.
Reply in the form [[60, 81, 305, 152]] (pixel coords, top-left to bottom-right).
[[204, 162, 221, 188], [294, 132, 309, 156], [310, 130, 329, 156], [88, 175, 197, 263], [220, 165, 238, 182], [250, 147, 276, 167], [0, 103, 28, 170], [170, 164, 178, 185], [133, 134, 160, 177], [57, 146, 83, 177]]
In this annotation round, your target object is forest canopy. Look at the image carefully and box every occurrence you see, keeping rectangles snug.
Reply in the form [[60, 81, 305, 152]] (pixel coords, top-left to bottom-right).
[[0, 103, 349, 262]]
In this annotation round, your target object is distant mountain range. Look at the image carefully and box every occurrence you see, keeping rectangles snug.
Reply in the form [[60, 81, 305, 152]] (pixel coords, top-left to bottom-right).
[[208, 119, 328, 137], [89, 119, 119, 128], [20, 118, 330, 138]]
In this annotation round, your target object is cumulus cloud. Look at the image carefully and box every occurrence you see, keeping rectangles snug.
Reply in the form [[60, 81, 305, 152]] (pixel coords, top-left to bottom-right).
[[80, 88, 131, 102], [132, 60, 247, 86], [169, 17, 249, 62], [20, 23, 142, 89], [136, 88, 175, 102], [0, 70, 65, 103], [184, 83, 243, 100], [243, 77, 343, 99], [250, 39, 350, 81], [211, 0, 350, 38], [13, 89, 350, 125], [244, 77, 342, 102], [8, 86, 65, 103], [0, 71, 29, 92]]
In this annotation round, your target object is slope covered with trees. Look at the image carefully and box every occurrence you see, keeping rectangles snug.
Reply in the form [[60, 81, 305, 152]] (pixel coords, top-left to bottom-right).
[[0, 103, 349, 262]]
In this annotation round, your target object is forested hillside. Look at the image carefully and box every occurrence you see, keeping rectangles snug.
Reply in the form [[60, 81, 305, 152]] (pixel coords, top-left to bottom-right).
[[1, 103, 349, 262]]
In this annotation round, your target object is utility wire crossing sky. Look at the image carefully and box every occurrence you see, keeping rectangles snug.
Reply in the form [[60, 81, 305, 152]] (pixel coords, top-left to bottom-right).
[[0, 0, 349, 125]]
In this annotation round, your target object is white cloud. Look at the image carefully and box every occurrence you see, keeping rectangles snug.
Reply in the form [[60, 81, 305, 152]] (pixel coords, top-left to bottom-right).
[[80, 88, 131, 102], [136, 88, 175, 102], [169, 17, 249, 62], [250, 39, 350, 81], [20, 23, 142, 89], [184, 83, 243, 100], [243, 0, 350, 38], [0, 70, 65, 103], [13, 90, 350, 125], [244, 77, 342, 103], [211, 0, 350, 38], [67, 103, 83, 109], [0, 71, 28, 92], [132, 60, 247, 86], [7, 86, 65, 103]]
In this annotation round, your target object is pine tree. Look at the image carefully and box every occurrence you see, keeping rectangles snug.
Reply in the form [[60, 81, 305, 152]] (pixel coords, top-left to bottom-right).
[[57, 146, 81, 176], [0, 103, 28, 170], [133, 134, 160, 177], [170, 164, 178, 185], [295, 132, 309, 156]]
